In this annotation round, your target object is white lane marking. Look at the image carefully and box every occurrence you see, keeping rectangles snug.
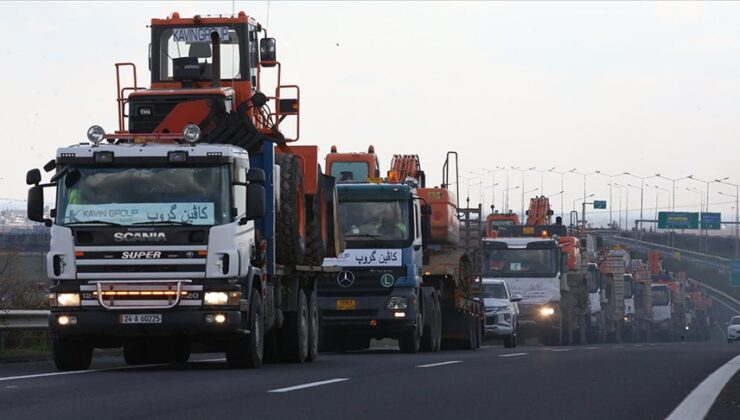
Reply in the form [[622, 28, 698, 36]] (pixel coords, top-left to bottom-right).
[[0, 363, 167, 383], [612, 345, 625, 349], [499, 352, 528, 357], [268, 378, 349, 393], [416, 360, 462, 368], [632, 344, 643, 347], [551, 348, 572, 352], [586, 347, 600, 350], [667, 354, 740, 420]]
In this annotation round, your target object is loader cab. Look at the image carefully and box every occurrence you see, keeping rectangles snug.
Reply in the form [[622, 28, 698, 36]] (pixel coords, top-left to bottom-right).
[[149, 13, 259, 87]]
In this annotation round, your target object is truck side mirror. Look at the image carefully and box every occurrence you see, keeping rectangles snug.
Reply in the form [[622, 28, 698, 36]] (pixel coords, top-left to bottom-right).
[[560, 252, 569, 274], [27, 185, 46, 223], [245, 183, 265, 221], [247, 167, 266, 183], [43, 159, 57, 173], [26, 169, 41, 185], [260, 38, 277, 66]]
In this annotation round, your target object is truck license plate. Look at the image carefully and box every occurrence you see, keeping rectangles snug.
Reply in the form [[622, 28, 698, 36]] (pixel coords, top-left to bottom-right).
[[120, 313, 162, 324], [336, 299, 356, 310]]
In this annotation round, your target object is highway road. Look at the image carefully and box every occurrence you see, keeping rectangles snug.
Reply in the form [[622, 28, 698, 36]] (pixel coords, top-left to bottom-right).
[[1, 339, 738, 420]]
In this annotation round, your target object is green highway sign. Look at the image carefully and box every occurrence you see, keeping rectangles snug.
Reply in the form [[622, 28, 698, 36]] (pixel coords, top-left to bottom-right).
[[593, 200, 607, 209], [701, 212, 722, 230], [731, 260, 740, 287], [658, 212, 699, 229]]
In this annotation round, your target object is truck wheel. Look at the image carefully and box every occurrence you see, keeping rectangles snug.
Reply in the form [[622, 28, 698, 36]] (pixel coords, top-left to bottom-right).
[[275, 154, 306, 265], [304, 171, 327, 265], [465, 316, 477, 350], [280, 289, 309, 363], [173, 340, 191, 364], [123, 339, 150, 365], [399, 308, 422, 354], [53, 337, 92, 371], [420, 294, 439, 352], [226, 290, 264, 369], [504, 334, 516, 348], [431, 296, 442, 352], [306, 289, 320, 362]]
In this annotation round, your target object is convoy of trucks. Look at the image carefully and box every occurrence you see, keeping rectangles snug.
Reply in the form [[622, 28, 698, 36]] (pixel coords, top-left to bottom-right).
[[21, 10, 716, 372]]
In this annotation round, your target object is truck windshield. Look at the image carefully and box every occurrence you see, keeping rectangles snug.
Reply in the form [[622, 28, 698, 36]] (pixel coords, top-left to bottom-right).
[[339, 200, 411, 243], [157, 26, 242, 81], [330, 162, 369, 182], [56, 166, 230, 226], [652, 288, 670, 306], [483, 248, 558, 277]]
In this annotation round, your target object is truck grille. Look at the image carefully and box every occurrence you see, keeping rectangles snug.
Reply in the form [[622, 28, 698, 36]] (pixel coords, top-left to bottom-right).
[[74, 246, 207, 280], [80, 280, 203, 309], [319, 268, 406, 297]]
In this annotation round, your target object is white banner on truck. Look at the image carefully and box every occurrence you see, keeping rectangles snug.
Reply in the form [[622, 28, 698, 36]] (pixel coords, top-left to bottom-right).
[[500, 277, 560, 306], [64, 203, 215, 225], [323, 249, 403, 267]]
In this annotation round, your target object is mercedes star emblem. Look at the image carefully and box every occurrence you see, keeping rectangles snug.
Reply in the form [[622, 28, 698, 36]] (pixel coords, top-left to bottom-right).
[[337, 270, 355, 288]]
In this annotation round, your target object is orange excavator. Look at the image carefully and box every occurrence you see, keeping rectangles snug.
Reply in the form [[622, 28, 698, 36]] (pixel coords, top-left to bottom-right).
[[325, 145, 381, 182]]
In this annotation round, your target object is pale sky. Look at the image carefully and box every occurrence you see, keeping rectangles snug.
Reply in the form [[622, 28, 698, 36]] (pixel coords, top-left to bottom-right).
[[1, 1, 740, 228]]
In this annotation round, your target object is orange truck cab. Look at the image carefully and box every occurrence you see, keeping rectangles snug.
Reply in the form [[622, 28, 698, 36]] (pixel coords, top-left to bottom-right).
[[485, 212, 520, 238]]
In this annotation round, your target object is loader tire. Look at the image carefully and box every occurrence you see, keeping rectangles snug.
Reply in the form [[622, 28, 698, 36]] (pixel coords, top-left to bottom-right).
[[280, 289, 310, 363], [275, 154, 306, 265]]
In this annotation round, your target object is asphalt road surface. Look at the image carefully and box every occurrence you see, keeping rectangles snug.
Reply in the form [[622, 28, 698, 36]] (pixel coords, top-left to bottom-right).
[[1, 339, 738, 420]]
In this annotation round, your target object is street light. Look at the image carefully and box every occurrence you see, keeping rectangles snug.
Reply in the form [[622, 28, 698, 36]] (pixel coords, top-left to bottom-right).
[[596, 171, 623, 228], [645, 183, 670, 222], [716, 178, 740, 258], [510, 166, 529, 221], [549, 168, 571, 220], [501, 185, 520, 212], [529, 167, 556, 195], [573, 193, 595, 212]]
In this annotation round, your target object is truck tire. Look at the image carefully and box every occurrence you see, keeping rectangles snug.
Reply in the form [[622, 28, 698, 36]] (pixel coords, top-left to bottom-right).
[[420, 295, 436, 352], [304, 170, 327, 265], [53, 337, 93, 371], [226, 290, 264, 369], [399, 307, 422, 354], [307, 288, 319, 362], [275, 154, 306, 265], [280, 289, 309, 363], [123, 339, 150, 365], [504, 333, 516, 348]]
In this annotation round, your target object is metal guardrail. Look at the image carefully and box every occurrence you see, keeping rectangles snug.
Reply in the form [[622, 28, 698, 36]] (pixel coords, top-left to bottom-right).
[[606, 236, 730, 271], [0, 310, 49, 330]]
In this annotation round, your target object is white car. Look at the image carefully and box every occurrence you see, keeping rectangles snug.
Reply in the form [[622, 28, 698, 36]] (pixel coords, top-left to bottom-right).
[[479, 279, 522, 348], [727, 316, 740, 343]]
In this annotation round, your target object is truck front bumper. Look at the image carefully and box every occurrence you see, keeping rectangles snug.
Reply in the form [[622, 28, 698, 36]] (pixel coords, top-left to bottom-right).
[[317, 290, 419, 336], [49, 308, 243, 339]]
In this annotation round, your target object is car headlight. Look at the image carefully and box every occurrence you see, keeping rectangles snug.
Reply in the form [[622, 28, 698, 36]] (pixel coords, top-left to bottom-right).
[[55, 293, 80, 307], [204, 291, 241, 305], [385, 296, 408, 310], [540, 306, 555, 317]]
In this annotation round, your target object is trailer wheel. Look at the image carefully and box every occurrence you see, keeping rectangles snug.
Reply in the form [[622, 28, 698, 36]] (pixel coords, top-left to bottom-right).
[[433, 295, 442, 352], [226, 290, 264, 369], [275, 154, 306, 265], [304, 170, 327, 265], [306, 288, 320, 362], [280, 289, 309, 363], [53, 337, 92, 371], [123, 339, 150, 365]]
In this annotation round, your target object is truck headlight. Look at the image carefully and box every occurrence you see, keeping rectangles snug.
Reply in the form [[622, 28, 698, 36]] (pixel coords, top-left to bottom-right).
[[204, 291, 241, 305], [540, 306, 555, 317], [55, 293, 80, 307], [385, 296, 408, 310]]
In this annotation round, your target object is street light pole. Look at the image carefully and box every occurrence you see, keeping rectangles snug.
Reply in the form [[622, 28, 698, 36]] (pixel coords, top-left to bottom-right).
[[596, 171, 621, 228], [716, 178, 740, 259], [549, 168, 570, 220], [511, 166, 527, 222]]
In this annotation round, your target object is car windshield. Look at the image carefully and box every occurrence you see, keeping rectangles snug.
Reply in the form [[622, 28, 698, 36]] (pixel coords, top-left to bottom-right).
[[652, 288, 670, 306], [56, 165, 231, 226], [338, 200, 410, 242], [732, 318, 740, 325], [483, 248, 558, 277], [480, 283, 508, 299]]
